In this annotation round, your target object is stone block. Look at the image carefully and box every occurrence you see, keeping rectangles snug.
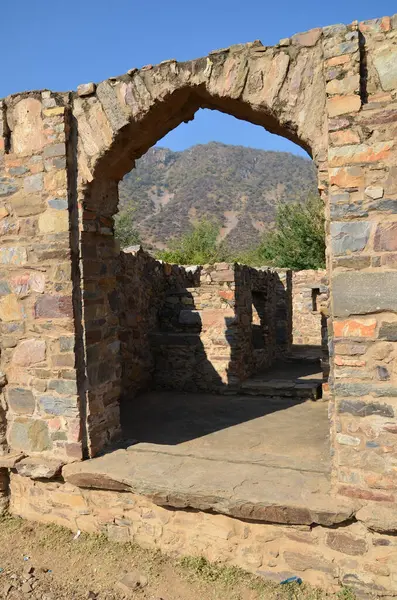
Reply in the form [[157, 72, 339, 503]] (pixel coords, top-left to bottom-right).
[[38, 394, 78, 417], [374, 223, 397, 252], [8, 388, 35, 415], [356, 504, 397, 532], [284, 550, 336, 574], [379, 322, 397, 341], [179, 310, 201, 326], [326, 531, 367, 556], [0, 295, 22, 322], [338, 400, 394, 419], [0, 179, 18, 196], [38, 210, 69, 233], [332, 272, 397, 317], [10, 192, 44, 216], [8, 418, 52, 453], [12, 339, 46, 367], [23, 173, 43, 193], [0, 247, 27, 266], [331, 221, 371, 255], [48, 379, 77, 395], [77, 83, 96, 97], [11, 98, 45, 155], [35, 295, 73, 319], [373, 46, 397, 91], [15, 457, 63, 480], [48, 198, 68, 210], [327, 95, 361, 117], [333, 318, 376, 338]]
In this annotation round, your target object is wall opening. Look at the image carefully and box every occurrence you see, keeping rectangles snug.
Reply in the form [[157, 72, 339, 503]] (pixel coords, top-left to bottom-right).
[[79, 95, 329, 467]]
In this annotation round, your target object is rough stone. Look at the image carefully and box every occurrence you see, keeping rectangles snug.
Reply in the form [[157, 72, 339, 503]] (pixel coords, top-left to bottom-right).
[[373, 46, 397, 91], [7, 388, 35, 415], [326, 531, 367, 556], [35, 295, 73, 319], [379, 321, 397, 341], [331, 221, 371, 255], [77, 83, 96, 96], [338, 399, 394, 418], [12, 339, 46, 367], [8, 419, 51, 453], [374, 222, 397, 252], [15, 457, 63, 480], [333, 272, 397, 316]]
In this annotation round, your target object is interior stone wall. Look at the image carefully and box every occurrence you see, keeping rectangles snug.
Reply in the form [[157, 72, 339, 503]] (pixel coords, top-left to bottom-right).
[[292, 269, 328, 346], [117, 253, 286, 395]]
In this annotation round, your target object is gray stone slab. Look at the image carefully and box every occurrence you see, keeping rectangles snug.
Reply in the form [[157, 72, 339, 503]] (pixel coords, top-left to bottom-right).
[[63, 448, 356, 527], [333, 272, 397, 317]]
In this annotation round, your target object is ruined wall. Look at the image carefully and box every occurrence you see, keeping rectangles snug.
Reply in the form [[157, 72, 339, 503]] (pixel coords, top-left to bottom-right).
[[117, 246, 198, 399], [292, 270, 328, 346], [9, 474, 397, 597], [151, 263, 284, 392], [2, 13, 397, 529], [0, 94, 82, 462]]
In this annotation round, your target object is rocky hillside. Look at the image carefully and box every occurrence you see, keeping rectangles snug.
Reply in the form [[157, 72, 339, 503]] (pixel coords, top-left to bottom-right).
[[119, 142, 317, 251]]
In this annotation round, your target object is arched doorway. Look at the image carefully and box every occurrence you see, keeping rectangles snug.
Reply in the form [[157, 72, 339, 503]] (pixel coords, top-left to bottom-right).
[[73, 39, 328, 457]]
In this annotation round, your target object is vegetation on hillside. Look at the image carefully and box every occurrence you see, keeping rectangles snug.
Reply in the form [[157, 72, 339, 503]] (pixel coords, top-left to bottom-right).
[[118, 142, 318, 252]]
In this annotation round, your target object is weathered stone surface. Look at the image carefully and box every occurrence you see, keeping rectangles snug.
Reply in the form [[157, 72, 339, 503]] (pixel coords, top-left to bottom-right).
[[38, 210, 69, 233], [326, 531, 367, 556], [7, 388, 35, 415], [35, 295, 73, 318], [38, 395, 78, 417], [365, 186, 383, 199], [373, 46, 397, 91], [47, 379, 77, 395], [0, 247, 27, 266], [284, 550, 336, 574], [333, 318, 376, 338], [15, 457, 63, 480], [327, 95, 361, 117], [338, 399, 394, 418], [8, 418, 51, 453], [356, 504, 397, 532], [331, 222, 371, 255], [77, 82, 96, 96], [11, 98, 45, 155], [12, 339, 46, 367], [0, 295, 22, 322], [0, 452, 25, 468], [379, 321, 397, 341], [62, 449, 356, 527], [374, 222, 397, 252], [333, 272, 397, 316]]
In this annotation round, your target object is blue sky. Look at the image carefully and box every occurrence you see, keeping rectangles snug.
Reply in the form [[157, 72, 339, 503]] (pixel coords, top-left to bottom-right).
[[3, 0, 396, 156]]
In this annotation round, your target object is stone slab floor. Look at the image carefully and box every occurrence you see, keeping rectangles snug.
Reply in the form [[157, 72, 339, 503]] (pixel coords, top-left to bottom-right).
[[121, 392, 330, 474], [65, 392, 352, 525]]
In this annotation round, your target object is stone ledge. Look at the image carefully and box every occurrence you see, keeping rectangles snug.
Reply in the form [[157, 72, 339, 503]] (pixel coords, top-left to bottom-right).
[[62, 449, 357, 527], [15, 457, 63, 480]]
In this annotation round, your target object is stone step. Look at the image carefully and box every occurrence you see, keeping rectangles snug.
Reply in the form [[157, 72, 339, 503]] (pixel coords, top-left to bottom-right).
[[241, 377, 322, 400], [62, 448, 356, 527]]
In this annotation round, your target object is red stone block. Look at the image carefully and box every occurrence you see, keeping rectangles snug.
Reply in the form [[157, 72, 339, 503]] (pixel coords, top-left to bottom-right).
[[35, 295, 73, 319]]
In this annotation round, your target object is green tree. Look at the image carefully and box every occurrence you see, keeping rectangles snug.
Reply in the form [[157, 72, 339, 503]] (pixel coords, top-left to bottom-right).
[[156, 219, 228, 265], [115, 207, 141, 248], [257, 194, 325, 270]]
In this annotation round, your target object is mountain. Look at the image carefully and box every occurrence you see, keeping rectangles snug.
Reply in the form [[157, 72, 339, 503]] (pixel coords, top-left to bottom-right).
[[118, 142, 318, 252]]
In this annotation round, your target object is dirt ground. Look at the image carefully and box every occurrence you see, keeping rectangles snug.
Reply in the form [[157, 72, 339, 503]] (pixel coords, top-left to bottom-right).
[[0, 516, 356, 600]]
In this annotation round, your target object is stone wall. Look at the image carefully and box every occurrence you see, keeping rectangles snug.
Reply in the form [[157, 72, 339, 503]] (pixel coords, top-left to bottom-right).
[[118, 253, 287, 395], [0, 94, 82, 462], [292, 270, 328, 346], [9, 473, 397, 597], [2, 13, 397, 558], [117, 246, 198, 399]]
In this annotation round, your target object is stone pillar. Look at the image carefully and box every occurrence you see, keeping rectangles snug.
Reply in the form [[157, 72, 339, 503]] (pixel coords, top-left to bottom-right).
[[0, 94, 82, 461], [326, 17, 397, 499]]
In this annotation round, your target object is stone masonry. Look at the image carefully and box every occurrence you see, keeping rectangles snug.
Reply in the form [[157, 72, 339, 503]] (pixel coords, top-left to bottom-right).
[[1, 14, 397, 596], [118, 247, 291, 396]]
